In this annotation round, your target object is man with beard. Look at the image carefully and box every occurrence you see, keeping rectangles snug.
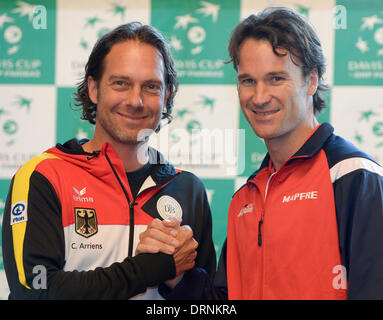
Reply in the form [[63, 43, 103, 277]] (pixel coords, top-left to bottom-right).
[[2, 22, 216, 299]]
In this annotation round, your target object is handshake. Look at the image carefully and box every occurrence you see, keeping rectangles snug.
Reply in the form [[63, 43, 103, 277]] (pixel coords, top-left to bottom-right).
[[136, 218, 199, 284]]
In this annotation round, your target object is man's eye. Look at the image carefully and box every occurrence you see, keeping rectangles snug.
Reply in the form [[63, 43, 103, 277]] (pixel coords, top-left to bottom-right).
[[239, 78, 255, 86], [115, 80, 126, 86], [270, 76, 284, 83], [111, 80, 128, 88], [143, 83, 162, 94]]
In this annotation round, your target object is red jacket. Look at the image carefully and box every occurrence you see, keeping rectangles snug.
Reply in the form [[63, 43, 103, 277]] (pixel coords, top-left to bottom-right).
[[227, 136, 345, 299], [225, 123, 383, 299]]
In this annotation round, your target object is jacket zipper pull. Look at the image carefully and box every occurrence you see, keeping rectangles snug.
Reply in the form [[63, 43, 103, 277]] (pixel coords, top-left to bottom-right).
[[86, 150, 100, 160], [129, 201, 137, 208], [258, 219, 263, 246]]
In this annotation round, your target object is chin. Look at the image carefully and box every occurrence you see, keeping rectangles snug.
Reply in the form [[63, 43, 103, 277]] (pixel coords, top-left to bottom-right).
[[111, 132, 140, 145], [251, 127, 277, 140]]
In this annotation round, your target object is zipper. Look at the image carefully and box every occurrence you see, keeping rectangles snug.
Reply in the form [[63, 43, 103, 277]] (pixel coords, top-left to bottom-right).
[[257, 172, 276, 246], [257, 156, 307, 245], [255, 171, 276, 299], [104, 152, 180, 256], [128, 200, 137, 257], [104, 152, 136, 257]]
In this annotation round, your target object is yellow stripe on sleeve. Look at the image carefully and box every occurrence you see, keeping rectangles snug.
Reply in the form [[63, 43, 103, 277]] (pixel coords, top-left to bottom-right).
[[11, 152, 60, 289]]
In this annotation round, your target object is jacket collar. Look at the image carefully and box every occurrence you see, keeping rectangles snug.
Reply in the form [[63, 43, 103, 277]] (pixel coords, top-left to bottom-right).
[[291, 122, 334, 159], [147, 146, 178, 185], [247, 122, 334, 182], [55, 138, 178, 186]]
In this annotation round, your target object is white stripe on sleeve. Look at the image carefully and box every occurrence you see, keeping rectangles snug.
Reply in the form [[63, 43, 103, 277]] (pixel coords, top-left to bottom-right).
[[330, 157, 383, 183]]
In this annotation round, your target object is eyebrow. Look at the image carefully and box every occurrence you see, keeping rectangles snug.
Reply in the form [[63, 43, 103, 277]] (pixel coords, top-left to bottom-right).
[[237, 71, 290, 81], [108, 74, 164, 84], [267, 71, 290, 78], [237, 73, 250, 81], [107, 75, 129, 82]]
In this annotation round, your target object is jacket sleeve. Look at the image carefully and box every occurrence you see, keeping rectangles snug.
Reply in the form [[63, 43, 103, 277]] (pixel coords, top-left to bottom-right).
[[2, 171, 175, 300], [192, 183, 217, 279], [333, 162, 383, 299], [159, 240, 228, 300], [158, 174, 228, 300]]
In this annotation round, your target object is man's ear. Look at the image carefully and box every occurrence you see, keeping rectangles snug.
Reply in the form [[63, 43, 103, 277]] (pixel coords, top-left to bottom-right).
[[306, 68, 319, 96], [88, 76, 98, 104]]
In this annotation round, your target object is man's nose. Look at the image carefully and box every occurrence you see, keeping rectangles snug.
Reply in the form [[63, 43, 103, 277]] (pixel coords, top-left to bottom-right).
[[251, 83, 271, 107], [125, 85, 144, 108]]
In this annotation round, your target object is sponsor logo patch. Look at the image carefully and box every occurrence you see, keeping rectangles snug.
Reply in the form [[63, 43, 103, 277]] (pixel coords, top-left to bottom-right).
[[156, 195, 183, 221], [10, 200, 27, 225], [72, 186, 94, 203], [282, 191, 319, 203], [237, 203, 253, 217]]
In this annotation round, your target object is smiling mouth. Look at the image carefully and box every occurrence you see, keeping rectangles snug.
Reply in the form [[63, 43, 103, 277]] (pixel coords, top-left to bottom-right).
[[252, 110, 279, 116], [117, 112, 147, 120]]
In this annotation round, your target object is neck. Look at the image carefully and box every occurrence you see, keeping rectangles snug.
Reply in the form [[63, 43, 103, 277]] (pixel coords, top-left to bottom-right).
[[265, 117, 319, 172], [82, 137, 149, 172]]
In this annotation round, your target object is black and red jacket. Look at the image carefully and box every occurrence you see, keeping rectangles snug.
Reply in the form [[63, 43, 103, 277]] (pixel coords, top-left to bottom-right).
[[2, 138, 216, 299]]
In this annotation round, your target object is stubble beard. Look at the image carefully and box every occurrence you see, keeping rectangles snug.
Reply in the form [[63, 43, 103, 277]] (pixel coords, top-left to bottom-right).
[[96, 107, 160, 146]]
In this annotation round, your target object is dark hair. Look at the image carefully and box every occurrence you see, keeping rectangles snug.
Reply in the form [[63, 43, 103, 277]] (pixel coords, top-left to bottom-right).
[[228, 7, 328, 115], [74, 22, 178, 126]]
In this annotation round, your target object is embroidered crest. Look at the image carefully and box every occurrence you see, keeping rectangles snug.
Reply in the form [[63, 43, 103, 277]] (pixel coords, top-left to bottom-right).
[[74, 207, 98, 238]]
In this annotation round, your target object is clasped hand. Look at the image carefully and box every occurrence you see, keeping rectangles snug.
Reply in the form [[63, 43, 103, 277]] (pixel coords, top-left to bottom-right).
[[135, 218, 198, 278]]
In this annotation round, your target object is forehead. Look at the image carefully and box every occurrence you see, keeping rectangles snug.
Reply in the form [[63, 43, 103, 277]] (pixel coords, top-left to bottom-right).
[[237, 38, 301, 75], [102, 40, 165, 80]]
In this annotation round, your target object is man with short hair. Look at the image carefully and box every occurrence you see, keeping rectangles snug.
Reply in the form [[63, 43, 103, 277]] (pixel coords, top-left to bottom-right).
[[138, 7, 383, 299], [2, 22, 216, 299]]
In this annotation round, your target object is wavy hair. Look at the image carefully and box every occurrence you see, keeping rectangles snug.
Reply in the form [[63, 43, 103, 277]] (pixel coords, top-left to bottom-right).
[[228, 7, 329, 115]]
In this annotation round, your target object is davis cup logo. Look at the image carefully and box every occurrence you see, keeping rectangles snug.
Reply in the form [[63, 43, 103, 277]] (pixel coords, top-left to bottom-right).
[[151, 0, 238, 84], [0, 0, 54, 83], [334, 1, 383, 85], [156, 195, 183, 221]]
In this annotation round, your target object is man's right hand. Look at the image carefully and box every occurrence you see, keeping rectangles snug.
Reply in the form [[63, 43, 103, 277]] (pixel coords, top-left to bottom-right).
[[172, 224, 198, 276], [136, 218, 198, 277]]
